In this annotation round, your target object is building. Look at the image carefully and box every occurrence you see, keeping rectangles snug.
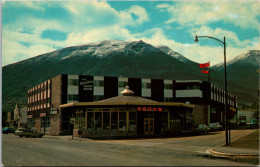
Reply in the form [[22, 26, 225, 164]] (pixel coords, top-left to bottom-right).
[[235, 110, 255, 124], [27, 74, 237, 137]]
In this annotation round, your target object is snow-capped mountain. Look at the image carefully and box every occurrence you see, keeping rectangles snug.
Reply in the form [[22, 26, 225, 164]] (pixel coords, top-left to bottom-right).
[[212, 50, 259, 104], [2, 40, 259, 115]]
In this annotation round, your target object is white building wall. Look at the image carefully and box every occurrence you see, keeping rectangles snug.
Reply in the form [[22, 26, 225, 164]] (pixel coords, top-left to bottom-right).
[[67, 75, 79, 103], [176, 90, 203, 98], [164, 80, 173, 98], [142, 78, 151, 97], [94, 76, 104, 96]]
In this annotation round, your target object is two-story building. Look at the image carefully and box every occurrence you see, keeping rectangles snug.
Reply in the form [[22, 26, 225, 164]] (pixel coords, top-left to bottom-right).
[[27, 74, 237, 137]]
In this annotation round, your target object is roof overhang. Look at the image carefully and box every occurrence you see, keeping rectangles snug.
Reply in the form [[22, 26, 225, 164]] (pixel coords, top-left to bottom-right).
[[60, 101, 195, 109]]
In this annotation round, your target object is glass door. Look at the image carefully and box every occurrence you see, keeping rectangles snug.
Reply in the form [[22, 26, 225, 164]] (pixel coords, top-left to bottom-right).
[[144, 118, 154, 135]]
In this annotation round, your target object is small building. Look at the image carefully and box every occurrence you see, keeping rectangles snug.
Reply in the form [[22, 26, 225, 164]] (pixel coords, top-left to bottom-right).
[[235, 110, 255, 124], [61, 86, 195, 138]]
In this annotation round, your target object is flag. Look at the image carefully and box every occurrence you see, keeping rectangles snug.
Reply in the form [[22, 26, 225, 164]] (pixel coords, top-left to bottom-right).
[[201, 70, 209, 74], [199, 62, 210, 68]]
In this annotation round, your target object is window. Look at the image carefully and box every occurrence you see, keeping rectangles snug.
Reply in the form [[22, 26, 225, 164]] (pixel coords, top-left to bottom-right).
[[93, 95, 104, 101], [103, 112, 110, 130], [119, 81, 128, 88], [119, 112, 126, 131], [111, 112, 118, 130], [68, 79, 79, 86], [239, 116, 246, 122], [129, 112, 136, 131], [142, 82, 151, 89], [87, 112, 94, 130], [95, 112, 102, 130], [94, 80, 104, 87], [68, 95, 79, 101], [187, 85, 200, 90], [164, 84, 173, 89], [161, 112, 168, 131], [164, 97, 173, 102]]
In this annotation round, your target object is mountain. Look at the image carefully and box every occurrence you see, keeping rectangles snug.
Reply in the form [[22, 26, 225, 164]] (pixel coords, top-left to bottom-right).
[[2, 40, 205, 115], [2, 40, 259, 117], [212, 50, 259, 105]]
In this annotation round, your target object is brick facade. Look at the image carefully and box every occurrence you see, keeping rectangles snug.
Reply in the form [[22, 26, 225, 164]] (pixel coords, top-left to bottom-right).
[[50, 114, 61, 135]]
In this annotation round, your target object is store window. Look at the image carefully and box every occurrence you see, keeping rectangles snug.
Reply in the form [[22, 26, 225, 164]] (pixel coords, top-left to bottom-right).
[[68, 94, 79, 101], [93, 95, 104, 101], [119, 112, 126, 131], [111, 112, 118, 130], [68, 79, 79, 86], [129, 112, 136, 131], [103, 112, 110, 130], [164, 84, 173, 89], [95, 112, 102, 130], [161, 112, 168, 131], [142, 82, 151, 89], [164, 97, 173, 102], [87, 112, 94, 130], [94, 80, 104, 87]]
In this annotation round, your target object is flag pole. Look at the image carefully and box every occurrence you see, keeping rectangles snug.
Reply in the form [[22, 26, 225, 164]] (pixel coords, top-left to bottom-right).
[[208, 61, 210, 83]]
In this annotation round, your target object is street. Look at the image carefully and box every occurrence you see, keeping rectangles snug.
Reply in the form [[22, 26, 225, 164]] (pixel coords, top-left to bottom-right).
[[2, 129, 257, 166]]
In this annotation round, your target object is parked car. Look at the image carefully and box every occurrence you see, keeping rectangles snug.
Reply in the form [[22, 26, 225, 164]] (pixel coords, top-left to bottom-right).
[[14, 128, 26, 136], [2, 127, 15, 134], [181, 124, 209, 135], [195, 124, 210, 134], [19, 129, 43, 138], [209, 122, 223, 131], [250, 119, 259, 129]]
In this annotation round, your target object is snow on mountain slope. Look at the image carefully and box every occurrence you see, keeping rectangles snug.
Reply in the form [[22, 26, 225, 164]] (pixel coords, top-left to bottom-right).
[[156, 45, 194, 63]]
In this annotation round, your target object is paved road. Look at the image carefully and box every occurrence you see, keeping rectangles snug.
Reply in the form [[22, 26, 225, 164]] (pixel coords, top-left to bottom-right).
[[2, 129, 256, 166]]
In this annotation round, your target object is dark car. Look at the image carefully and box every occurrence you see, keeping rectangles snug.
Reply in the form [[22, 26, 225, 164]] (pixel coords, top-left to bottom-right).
[[19, 129, 43, 138], [2, 127, 15, 134]]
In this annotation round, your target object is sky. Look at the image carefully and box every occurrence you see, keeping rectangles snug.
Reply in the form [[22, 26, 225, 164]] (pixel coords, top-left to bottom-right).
[[1, 1, 260, 66]]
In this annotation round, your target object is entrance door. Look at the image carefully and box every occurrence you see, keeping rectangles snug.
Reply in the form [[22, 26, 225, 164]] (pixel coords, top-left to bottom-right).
[[144, 118, 154, 135]]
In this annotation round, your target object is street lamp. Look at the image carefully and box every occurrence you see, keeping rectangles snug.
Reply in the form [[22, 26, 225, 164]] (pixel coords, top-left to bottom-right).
[[194, 35, 230, 145]]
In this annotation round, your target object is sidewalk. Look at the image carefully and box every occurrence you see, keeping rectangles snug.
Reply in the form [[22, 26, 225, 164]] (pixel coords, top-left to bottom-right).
[[210, 129, 259, 157], [43, 134, 93, 141]]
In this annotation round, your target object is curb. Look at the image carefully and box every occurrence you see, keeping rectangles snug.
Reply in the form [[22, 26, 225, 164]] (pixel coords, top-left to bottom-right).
[[209, 130, 259, 158]]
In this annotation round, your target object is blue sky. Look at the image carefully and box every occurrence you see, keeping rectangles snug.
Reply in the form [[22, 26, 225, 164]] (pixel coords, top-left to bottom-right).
[[2, 1, 259, 66]]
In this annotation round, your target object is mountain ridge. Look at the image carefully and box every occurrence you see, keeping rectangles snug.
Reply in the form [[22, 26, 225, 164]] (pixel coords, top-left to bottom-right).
[[2, 40, 259, 118]]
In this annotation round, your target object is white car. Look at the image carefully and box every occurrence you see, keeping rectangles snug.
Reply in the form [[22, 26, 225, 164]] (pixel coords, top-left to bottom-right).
[[14, 128, 25, 136], [209, 122, 223, 131]]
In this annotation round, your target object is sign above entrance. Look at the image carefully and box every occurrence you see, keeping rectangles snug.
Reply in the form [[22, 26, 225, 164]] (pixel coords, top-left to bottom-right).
[[137, 107, 162, 112]]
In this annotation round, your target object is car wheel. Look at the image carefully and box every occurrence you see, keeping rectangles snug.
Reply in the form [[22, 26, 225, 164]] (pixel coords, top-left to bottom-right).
[[26, 135, 29, 138]]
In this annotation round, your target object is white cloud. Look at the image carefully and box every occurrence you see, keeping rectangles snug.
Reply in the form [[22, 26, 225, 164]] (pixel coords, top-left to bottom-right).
[[139, 28, 258, 65], [190, 26, 256, 48], [157, 2, 260, 29], [2, 1, 150, 66]]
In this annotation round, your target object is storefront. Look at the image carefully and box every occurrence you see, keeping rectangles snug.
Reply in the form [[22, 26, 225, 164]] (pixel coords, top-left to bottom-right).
[[60, 87, 195, 138]]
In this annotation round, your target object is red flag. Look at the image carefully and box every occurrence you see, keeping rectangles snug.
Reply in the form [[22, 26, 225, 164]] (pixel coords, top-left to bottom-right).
[[201, 70, 209, 74], [199, 62, 210, 68]]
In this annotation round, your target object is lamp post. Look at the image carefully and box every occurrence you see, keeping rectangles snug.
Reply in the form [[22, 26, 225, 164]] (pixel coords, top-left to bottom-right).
[[194, 35, 229, 145]]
